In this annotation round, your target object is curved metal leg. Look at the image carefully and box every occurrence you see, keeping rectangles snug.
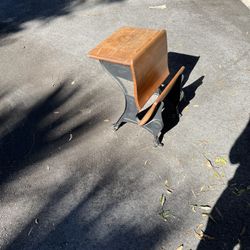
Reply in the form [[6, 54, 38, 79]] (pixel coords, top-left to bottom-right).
[[99, 60, 166, 146], [144, 102, 164, 147], [112, 95, 138, 131]]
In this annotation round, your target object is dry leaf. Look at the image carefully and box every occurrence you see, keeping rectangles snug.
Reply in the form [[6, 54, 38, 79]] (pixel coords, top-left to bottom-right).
[[196, 224, 204, 231], [192, 206, 197, 213], [28, 227, 33, 236], [194, 229, 214, 240], [215, 156, 227, 166], [240, 226, 246, 236], [202, 213, 216, 223], [233, 188, 245, 196], [191, 190, 197, 198], [215, 207, 223, 218], [164, 179, 169, 186], [213, 171, 221, 179], [176, 244, 183, 250], [191, 204, 198, 213], [159, 210, 174, 221], [164, 180, 174, 194], [199, 205, 211, 211], [160, 194, 166, 207], [202, 232, 215, 240], [69, 133, 73, 141], [194, 229, 203, 240], [202, 213, 209, 217], [104, 119, 109, 122], [149, 4, 167, 9], [193, 104, 199, 107], [166, 188, 173, 194]]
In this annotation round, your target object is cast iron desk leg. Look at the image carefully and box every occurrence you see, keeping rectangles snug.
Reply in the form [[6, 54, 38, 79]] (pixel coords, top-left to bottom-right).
[[100, 60, 164, 146]]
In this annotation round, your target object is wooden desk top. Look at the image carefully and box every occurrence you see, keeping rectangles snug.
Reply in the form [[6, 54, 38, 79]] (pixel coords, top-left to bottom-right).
[[88, 27, 169, 110], [88, 27, 164, 65]]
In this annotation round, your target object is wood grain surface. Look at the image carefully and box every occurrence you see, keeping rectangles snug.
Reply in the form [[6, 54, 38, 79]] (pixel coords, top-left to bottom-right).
[[88, 27, 169, 110]]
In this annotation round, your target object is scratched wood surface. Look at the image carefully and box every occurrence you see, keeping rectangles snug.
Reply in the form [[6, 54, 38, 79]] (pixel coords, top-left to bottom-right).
[[88, 27, 169, 110]]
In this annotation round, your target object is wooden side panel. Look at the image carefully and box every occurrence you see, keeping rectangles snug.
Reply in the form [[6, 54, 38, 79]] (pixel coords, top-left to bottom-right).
[[131, 30, 169, 110]]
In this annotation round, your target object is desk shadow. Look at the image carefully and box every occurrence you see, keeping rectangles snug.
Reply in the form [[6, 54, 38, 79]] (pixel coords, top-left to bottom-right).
[[197, 120, 250, 250], [159, 52, 203, 142]]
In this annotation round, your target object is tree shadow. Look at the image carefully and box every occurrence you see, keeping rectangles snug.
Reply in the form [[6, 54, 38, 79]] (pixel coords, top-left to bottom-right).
[[159, 52, 203, 142], [0, 80, 103, 186], [4, 157, 169, 250], [197, 119, 250, 250], [0, 0, 125, 39]]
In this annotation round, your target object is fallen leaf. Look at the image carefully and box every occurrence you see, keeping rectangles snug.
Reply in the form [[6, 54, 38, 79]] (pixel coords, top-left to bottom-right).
[[164, 180, 174, 194], [233, 187, 248, 196], [202, 232, 215, 240], [213, 171, 221, 179], [144, 160, 150, 165], [159, 210, 174, 221], [69, 133, 73, 142], [104, 119, 109, 122], [160, 194, 166, 207], [199, 205, 211, 211], [194, 229, 215, 241], [191, 189, 197, 198], [215, 207, 223, 218], [205, 158, 214, 169], [164, 179, 169, 186], [196, 224, 204, 231], [166, 188, 173, 194], [71, 80, 75, 85], [215, 156, 227, 166], [202, 213, 216, 223], [191, 204, 198, 212], [193, 104, 199, 107], [176, 244, 183, 250], [202, 213, 209, 217], [194, 229, 203, 240], [240, 226, 246, 236], [149, 4, 167, 9], [28, 227, 33, 236]]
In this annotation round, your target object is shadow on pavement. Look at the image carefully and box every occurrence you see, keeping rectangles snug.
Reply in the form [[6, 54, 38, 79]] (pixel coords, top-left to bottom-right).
[[197, 119, 250, 249], [160, 52, 204, 141], [4, 158, 168, 250], [0, 80, 102, 186], [0, 0, 125, 39], [0, 80, 170, 250]]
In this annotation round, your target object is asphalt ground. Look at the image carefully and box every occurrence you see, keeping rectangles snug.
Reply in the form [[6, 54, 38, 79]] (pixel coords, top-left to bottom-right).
[[0, 0, 249, 249]]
